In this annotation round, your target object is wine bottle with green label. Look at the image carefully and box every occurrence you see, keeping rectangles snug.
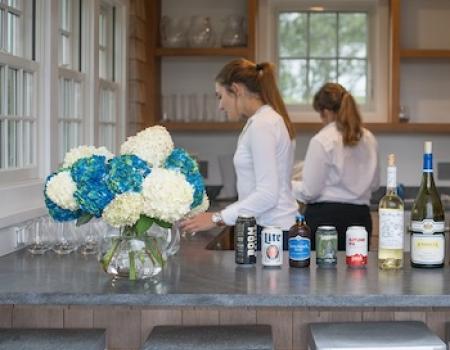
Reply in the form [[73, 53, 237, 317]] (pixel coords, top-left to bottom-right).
[[410, 141, 445, 268]]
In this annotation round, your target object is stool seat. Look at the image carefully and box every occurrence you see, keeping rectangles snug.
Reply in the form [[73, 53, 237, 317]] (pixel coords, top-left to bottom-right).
[[0, 329, 105, 350], [308, 321, 446, 350], [143, 325, 273, 350]]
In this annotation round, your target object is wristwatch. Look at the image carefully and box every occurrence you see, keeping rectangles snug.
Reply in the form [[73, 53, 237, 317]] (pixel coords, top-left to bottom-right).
[[211, 212, 225, 227]]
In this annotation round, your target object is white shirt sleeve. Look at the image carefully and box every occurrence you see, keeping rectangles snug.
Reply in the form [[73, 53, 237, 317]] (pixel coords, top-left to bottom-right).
[[292, 137, 329, 203], [221, 120, 279, 225]]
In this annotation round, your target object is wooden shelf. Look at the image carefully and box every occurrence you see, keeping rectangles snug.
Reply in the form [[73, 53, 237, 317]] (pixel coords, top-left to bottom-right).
[[161, 121, 450, 134], [156, 47, 253, 58], [400, 49, 450, 59]]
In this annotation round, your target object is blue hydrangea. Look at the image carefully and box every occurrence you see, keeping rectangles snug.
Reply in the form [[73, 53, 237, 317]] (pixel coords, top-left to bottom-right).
[[44, 173, 81, 222], [107, 155, 151, 194], [164, 148, 198, 176], [74, 181, 114, 218], [71, 155, 109, 184], [185, 171, 205, 208]]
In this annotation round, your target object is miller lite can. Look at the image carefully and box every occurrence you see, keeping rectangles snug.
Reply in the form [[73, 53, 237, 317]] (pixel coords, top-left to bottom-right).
[[262, 226, 283, 267], [235, 214, 257, 264]]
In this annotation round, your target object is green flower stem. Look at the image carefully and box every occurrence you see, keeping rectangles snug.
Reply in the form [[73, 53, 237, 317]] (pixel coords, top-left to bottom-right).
[[100, 238, 121, 272], [144, 237, 164, 268], [129, 251, 137, 280]]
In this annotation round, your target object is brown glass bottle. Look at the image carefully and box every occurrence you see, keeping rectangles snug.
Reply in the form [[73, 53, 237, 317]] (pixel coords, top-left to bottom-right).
[[288, 215, 311, 268]]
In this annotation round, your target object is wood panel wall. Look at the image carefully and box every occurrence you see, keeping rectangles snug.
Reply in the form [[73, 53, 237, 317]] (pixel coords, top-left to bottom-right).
[[1, 305, 450, 350], [128, 0, 155, 136]]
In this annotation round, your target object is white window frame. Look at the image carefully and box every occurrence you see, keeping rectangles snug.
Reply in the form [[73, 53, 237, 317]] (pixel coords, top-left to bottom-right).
[[258, 0, 389, 123], [0, 0, 128, 230]]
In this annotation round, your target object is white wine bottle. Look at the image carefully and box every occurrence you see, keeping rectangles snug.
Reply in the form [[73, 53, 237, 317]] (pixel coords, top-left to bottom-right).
[[378, 154, 404, 269], [410, 141, 445, 268]]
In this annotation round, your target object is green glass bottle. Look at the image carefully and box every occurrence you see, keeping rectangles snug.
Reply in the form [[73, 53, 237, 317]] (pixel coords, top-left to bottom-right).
[[410, 141, 445, 268]]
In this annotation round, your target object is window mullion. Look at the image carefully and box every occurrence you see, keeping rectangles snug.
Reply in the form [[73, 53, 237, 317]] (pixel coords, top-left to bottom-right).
[[17, 68, 23, 167], [306, 12, 310, 99], [336, 12, 339, 82]]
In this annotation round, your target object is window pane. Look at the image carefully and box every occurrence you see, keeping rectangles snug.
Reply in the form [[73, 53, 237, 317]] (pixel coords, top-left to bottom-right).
[[99, 49, 106, 79], [0, 9, 4, 50], [23, 71, 32, 116], [8, 68, 18, 115], [22, 120, 30, 165], [99, 12, 106, 47], [338, 59, 367, 104], [8, 119, 17, 167], [278, 12, 307, 57], [0, 66, 4, 114], [309, 59, 337, 98], [7, 11, 19, 55], [339, 13, 367, 58], [310, 13, 337, 58], [74, 81, 80, 118], [59, 0, 70, 31], [0, 120, 3, 168], [279, 59, 308, 104], [59, 33, 71, 67], [8, 0, 19, 9]]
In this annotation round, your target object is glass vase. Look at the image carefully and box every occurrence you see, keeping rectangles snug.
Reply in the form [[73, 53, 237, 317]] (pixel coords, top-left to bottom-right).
[[99, 231, 164, 281]]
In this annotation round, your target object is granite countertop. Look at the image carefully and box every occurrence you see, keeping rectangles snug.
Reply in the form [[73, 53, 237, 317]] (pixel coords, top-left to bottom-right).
[[1, 230, 450, 308]]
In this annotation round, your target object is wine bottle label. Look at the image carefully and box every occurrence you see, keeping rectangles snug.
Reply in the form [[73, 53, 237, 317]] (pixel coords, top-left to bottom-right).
[[379, 209, 404, 249], [289, 236, 310, 261], [410, 233, 444, 264], [411, 220, 445, 234], [387, 166, 397, 188]]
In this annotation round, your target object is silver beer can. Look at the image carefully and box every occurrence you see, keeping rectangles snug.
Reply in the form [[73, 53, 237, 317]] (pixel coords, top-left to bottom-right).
[[262, 226, 283, 267]]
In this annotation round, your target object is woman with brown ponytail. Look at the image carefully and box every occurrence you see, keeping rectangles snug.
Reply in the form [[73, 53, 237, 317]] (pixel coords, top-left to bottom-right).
[[181, 58, 298, 250], [292, 82, 379, 251]]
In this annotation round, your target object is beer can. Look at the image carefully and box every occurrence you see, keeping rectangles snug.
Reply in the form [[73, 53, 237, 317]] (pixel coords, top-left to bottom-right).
[[234, 214, 257, 264], [316, 226, 338, 267], [345, 226, 368, 267], [262, 226, 283, 267]]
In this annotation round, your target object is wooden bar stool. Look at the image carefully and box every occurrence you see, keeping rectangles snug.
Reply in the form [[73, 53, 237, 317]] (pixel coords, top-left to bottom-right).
[[308, 321, 446, 350], [142, 325, 273, 350], [0, 329, 106, 350]]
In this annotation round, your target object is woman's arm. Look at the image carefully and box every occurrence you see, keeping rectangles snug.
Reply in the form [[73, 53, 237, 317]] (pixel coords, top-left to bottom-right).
[[292, 138, 329, 203]]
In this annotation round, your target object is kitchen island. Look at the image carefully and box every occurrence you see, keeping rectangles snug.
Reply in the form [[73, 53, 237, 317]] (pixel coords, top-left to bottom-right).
[[1, 233, 450, 350]]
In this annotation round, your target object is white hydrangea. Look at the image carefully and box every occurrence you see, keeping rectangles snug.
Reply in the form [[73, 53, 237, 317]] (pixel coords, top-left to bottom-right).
[[63, 145, 114, 168], [120, 126, 174, 167], [142, 168, 193, 223], [102, 192, 144, 228], [46, 171, 79, 210], [186, 192, 210, 217]]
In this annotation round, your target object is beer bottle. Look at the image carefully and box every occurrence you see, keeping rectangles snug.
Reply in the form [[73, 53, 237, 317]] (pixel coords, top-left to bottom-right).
[[288, 215, 311, 268]]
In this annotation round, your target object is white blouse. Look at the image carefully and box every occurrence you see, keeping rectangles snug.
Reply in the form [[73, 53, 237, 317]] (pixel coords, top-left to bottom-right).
[[292, 122, 379, 206], [221, 105, 299, 230]]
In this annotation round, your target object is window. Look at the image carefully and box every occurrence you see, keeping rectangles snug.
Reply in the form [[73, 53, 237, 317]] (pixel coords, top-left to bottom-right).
[[59, 0, 80, 69], [98, 1, 123, 152], [0, 0, 37, 182], [58, 0, 84, 164], [278, 11, 368, 105], [258, 0, 389, 123]]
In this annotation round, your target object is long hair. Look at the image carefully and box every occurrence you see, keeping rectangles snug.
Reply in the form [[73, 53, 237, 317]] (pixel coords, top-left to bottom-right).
[[313, 82, 362, 146], [215, 58, 295, 140]]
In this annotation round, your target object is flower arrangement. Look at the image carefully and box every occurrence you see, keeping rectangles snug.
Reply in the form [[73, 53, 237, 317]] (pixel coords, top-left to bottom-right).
[[44, 126, 209, 279]]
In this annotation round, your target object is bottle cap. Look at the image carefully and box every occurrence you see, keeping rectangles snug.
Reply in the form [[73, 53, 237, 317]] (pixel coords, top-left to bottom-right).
[[296, 214, 304, 221], [388, 153, 395, 166], [424, 141, 432, 154]]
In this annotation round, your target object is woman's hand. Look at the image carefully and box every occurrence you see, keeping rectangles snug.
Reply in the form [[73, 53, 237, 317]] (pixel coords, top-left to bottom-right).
[[180, 212, 216, 234]]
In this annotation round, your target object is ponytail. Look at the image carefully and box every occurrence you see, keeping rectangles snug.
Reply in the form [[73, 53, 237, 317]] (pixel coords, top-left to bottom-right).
[[313, 82, 362, 146], [215, 59, 295, 140]]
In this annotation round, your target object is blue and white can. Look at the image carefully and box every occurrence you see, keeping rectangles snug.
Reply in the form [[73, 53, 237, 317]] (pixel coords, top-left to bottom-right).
[[262, 226, 283, 267]]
